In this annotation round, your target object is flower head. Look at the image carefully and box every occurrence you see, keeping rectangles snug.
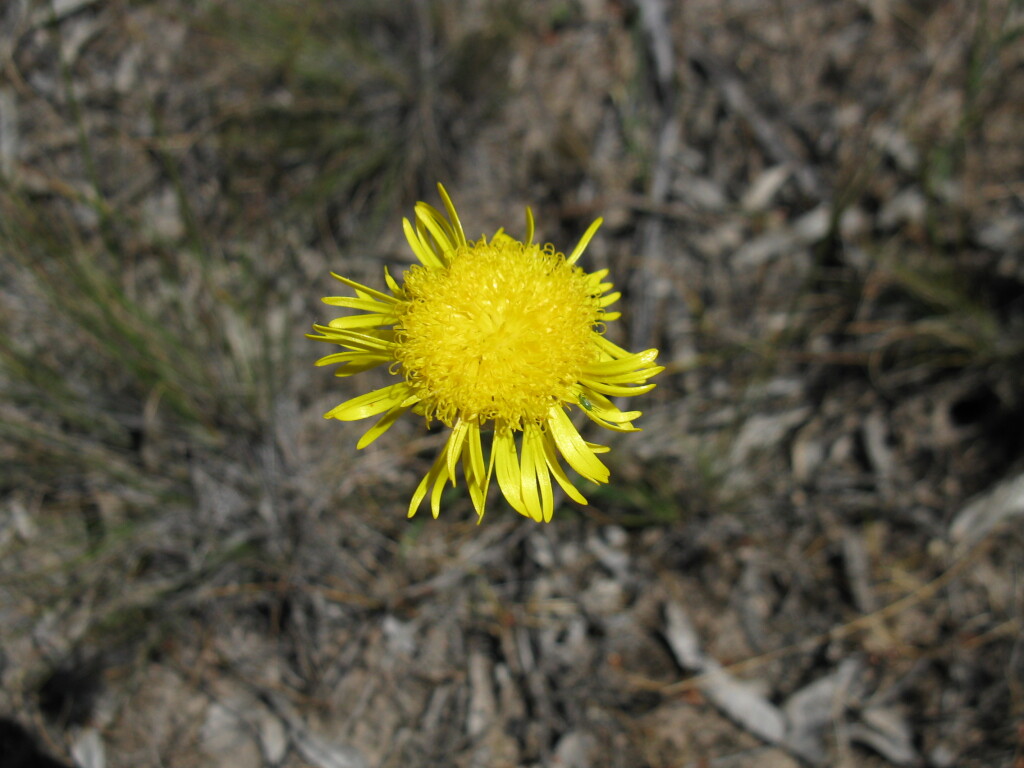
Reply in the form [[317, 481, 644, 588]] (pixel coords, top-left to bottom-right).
[[309, 185, 663, 522]]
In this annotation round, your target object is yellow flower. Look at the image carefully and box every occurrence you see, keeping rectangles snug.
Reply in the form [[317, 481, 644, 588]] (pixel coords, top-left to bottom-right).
[[309, 185, 663, 522]]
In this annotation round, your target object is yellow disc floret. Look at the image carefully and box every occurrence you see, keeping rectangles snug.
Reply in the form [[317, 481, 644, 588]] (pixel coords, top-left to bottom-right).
[[395, 234, 600, 428]]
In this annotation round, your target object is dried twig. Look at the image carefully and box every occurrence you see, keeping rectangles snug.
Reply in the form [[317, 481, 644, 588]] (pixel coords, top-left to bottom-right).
[[639, 533, 995, 697], [629, 0, 681, 353], [685, 35, 829, 202]]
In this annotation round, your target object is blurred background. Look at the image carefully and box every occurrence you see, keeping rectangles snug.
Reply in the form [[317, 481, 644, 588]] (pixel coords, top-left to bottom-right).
[[1, 1, 1022, 766]]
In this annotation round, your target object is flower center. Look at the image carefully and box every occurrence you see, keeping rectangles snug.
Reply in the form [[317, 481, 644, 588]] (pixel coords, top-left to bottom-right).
[[395, 236, 601, 428]]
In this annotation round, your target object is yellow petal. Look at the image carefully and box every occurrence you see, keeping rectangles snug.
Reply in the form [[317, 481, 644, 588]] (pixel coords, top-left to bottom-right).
[[357, 403, 413, 449], [519, 428, 544, 522], [576, 389, 640, 424], [416, 203, 458, 261], [409, 451, 446, 518], [314, 350, 387, 368], [585, 348, 661, 376], [540, 432, 588, 505], [446, 419, 470, 484], [324, 383, 410, 421], [384, 266, 403, 296], [327, 313, 397, 330], [584, 380, 659, 397], [322, 296, 396, 312], [493, 429, 530, 518], [329, 272, 397, 303], [580, 411, 640, 433], [581, 366, 661, 385], [308, 326, 394, 352], [547, 407, 610, 484], [430, 459, 451, 519], [403, 217, 444, 269], [592, 333, 632, 360], [437, 184, 467, 247], [566, 217, 603, 265], [332, 360, 390, 378], [463, 422, 490, 520], [524, 427, 554, 522]]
